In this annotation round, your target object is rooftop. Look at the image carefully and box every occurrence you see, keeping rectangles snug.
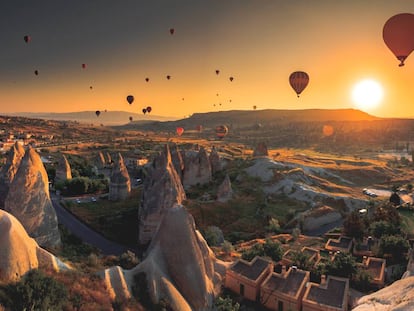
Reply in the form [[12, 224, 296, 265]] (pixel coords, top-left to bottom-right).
[[262, 268, 309, 298], [231, 257, 271, 281], [366, 257, 386, 281], [305, 276, 348, 309], [326, 236, 352, 251]]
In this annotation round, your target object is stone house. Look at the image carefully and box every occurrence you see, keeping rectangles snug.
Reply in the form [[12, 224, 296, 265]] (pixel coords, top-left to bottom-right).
[[325, 236, 353, 253], [302, 275, 349, 311], [260, 266, 310, 311], [362, 256, 386, 288], [225, 256, 273, 302]]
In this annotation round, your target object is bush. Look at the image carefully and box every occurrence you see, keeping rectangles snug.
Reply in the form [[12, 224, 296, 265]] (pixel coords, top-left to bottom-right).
[[215, 296, 240, 311]]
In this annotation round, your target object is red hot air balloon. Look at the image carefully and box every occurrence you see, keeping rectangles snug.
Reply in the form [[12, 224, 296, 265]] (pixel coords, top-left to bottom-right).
[[383, 13, 414, 67], [176, 127, 184, 136], [170, 28, 175, 35], [145, 77, 149, 82], [24, 35, 31, 43], [95, 110, 101, 117], [289, 71, 309, 97], [229, 76, 234, 82], [82, 63, 87, 69], [146, 106, 152, 113], [215, 125, 228, 139], [142, 108, 147, 114], [126, 95, 134, 104], [215, 70, 220, 75]]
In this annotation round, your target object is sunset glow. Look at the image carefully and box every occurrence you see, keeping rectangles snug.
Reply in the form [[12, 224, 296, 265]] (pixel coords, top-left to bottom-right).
[[351, 79, 384, 112]]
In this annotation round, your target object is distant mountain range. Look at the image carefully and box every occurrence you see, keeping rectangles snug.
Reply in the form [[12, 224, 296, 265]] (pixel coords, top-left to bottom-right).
[[3, 111, 178, 126]]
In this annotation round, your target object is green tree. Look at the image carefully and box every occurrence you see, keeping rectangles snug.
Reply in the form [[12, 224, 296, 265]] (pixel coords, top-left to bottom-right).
[[290, 251, 313, 271], [325, 252, 357, 279], [369, 220, 399, 239], [0, 269, 67, 311], [263, 239, 283, 262], [379, 235, 409, 262], [215, 296, 240, 311]]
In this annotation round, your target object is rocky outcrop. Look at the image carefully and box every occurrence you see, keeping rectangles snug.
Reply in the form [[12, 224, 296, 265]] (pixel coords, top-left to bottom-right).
[[169, 143, 184, 181], [54, 154, 72, 184], [133, 205, 225, 310], [108, 153, 131, 201], [216, 174, 233, 203], [302, 205, 342, 232], [0, 142, 25, 208], [95, 151, 106, 169], [106, 152, 113, 166], [4, 148, 61, 248], [253, 142, 269, 157], [0, 209, 68, 283], [138, 145, 186, 244], [209, 146, 222, 174], [182, 146, 212, 189]]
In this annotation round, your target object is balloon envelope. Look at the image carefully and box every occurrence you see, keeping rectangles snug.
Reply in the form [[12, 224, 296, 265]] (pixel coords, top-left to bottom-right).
[[170, 28, 175, 35], [166, 75, 171, 80], [229, 76, 234, 82], [34, 70, 39, 76], [176, 127, 184, 136], [215, 70, 220, 75], [24, 35, 31, 43], [129, 116, 133, 121], [95, 110, 101, 117], [142, 108, 147, 114], [146, 106, 152, 113], [82, 63, 87, 69], [383, 13, 414, 66], [289, 71, 309, 97], [145, 78, 149, 82], [215, 125, 228, 139], [126, 95, 134, 104]]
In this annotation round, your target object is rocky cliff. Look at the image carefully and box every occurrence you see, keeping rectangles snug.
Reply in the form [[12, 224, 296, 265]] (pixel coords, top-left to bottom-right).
[[138, 145, 186, 244], [216, 174, 233, 202], [182, 146, 212, 189], [108, 153, 131, 201], [0, 209, 68, 283], [4, 147, 61, 248], [0, 142, 25, 207]]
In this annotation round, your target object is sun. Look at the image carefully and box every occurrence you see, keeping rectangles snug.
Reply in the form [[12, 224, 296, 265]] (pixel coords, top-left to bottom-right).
[[351, 79, 384, 111]]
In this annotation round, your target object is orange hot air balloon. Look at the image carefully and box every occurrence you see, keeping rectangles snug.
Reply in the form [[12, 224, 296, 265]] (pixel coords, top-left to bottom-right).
[[176, 127, 184, 136], [215, 125, 228, 139], [146, 106, 152, 113], [82, 63, 87, 69], [95, 110, 101, 117], [253, 105, 257, 110], [126, 95, 134, 104], [289, 71, 309, 97], [169, 28, 175, 35], [142, 108, 147, 114], [24, 35, 31, 43], [322, 125, 334, 137], [383, 13, 414, 67]]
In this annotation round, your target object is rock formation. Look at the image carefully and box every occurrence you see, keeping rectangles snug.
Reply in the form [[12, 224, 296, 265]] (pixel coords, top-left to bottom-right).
[[0, 142, 25, 207], [134, 205, 225, 310], [138, 145, 186, 244], [169, 142, 184, 181], [95, 151, 106, 169], [54, 154, 72, 184], [182, 146, 212, 189], [0, 209, 68, 283], [108, 153, 131, 201], [216, 174, 233, 202], [209, 146, 222, 174], [106, 152, 113, 166], [253, 142, 269, 157], [4, 147, 61, 248]]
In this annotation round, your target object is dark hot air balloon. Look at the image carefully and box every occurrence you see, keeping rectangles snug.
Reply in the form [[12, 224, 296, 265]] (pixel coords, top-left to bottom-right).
[[24, 35, 31, 43], [176, 127, 184, 136], [129, 116, 133, 121], [142, 108, 147, 114], [215, 70, 220, 75], [82, 63, 87, 69], [146, 106, 152, 113], [126, 95, 134, 104], [289, 71, 309, 97], [215, 125, 228, 139], [145, 78, 149, 82], [166, 75, 171, 80], [253, 105, 257, 110], [95, 110, 101, 117], [34, 70, 39, 76], [383, 13, 414, 67], [169, 28, 175, 35], [229, 76, 234, 82], [89, 86, 93, 90]]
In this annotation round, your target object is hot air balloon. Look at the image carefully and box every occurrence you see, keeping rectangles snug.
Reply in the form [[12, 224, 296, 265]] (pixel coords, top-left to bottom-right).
[[166, 75, 171, 80], [142, 108, 147, 114], [82, 63, 87, 69], [129, 116, 133, 121], [126, 95, 134, 104], [176, 127, 184, 136], [170, 28, 175, 35], [215, 125, 228, 139], [215, 70, 220, 75], [145, 77, 149, 82], [383, 13, 414, 67], [23, 35, 31, 43], [34, 70, 39, 76], [253, 105, 257, 110], [146, 106, 152, 113], [229, 76, 234, 82], [289, 71, 309, 97], [95, 110, 101, 117], [89, 86, 93, 90]]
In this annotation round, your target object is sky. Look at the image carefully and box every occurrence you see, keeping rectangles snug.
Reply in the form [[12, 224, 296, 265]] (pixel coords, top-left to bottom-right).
[[0, 0, 413, 118]]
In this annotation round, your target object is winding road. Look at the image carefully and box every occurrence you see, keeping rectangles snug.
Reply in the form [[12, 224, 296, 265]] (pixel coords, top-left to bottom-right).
[[51, 194, 136, 256]]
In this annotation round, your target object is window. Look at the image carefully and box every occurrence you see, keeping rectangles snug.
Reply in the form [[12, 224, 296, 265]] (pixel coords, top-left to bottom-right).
[[278, 300, 283, 311], [240, 284, 245, 296]]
